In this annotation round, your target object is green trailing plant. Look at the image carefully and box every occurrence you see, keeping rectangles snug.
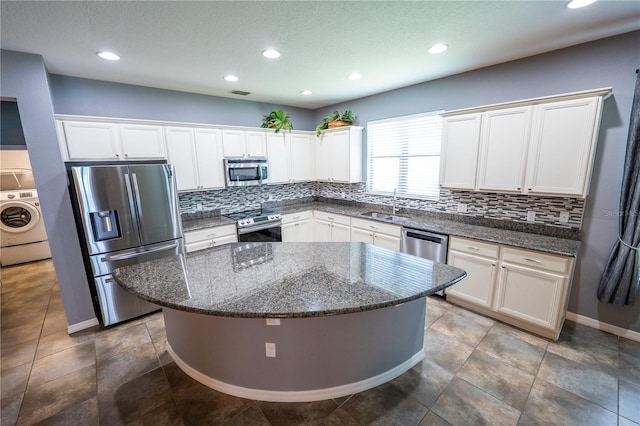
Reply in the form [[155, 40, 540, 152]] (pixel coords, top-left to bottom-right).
[[261, 109, 293, 133], [316, 110, 355, 136]]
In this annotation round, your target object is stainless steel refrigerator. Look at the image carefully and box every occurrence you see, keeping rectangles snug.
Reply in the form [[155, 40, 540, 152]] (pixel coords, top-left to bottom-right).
[[70, 163, 183, 326]]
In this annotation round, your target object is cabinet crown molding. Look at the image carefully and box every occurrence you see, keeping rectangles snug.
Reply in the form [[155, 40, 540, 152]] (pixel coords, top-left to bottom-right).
[[55, 114, 317, 135], [442, 87, 612, 117]]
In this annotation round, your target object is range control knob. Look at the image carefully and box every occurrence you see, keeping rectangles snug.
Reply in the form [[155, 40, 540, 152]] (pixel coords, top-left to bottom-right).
[[7, 194, 15, 199]]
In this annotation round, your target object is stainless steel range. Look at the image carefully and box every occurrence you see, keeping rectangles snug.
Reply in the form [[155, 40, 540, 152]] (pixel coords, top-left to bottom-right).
[[226, 210, 282, 243]]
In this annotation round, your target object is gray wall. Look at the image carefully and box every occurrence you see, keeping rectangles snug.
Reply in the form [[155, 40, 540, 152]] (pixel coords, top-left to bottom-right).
[[50, 75, 316, 131], [0, 50, 96, 327], [313, 31, 640, 333]]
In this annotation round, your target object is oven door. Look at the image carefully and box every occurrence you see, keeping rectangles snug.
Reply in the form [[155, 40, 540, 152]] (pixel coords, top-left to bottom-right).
[[237, 222, 282, 243]]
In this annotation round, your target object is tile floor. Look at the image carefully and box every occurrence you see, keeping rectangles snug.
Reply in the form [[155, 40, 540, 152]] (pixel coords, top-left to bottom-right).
[[1, 259, 639, 425]]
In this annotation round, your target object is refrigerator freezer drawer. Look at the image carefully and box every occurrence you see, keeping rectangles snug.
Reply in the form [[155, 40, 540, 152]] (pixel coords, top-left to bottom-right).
[[95, 275, 160, 326], [90, 239, 182, 276]]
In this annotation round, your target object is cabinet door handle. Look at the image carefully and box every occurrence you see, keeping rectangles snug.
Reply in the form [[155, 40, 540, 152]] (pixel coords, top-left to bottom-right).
[[124, 153, 129, 157], [491, 263, 496, 267], [524, 257, 542, 264], [115, 154, 120, 158]]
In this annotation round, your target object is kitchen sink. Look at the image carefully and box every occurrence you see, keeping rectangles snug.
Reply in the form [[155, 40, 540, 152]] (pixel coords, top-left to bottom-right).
[[387, 215, 408, 222], [360, 211, 391, 220]]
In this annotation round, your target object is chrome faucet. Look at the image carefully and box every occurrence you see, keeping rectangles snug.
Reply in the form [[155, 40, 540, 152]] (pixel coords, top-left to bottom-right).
[[392, 188, 399, 215]]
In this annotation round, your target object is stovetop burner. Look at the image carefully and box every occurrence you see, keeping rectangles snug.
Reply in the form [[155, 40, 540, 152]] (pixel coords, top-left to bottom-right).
[[225, 209, 263, 221], [225, 209, 282, 229]]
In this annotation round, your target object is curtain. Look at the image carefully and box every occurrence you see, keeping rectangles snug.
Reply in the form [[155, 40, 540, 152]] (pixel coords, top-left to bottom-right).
[[597, 72, 640, 305]]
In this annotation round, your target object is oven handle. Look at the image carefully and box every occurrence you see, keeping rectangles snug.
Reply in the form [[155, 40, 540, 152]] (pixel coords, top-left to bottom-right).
[[237, 221, 282, 235]]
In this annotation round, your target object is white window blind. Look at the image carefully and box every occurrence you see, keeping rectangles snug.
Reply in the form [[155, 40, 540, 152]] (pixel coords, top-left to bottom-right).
[[367, 111, 443, 200]]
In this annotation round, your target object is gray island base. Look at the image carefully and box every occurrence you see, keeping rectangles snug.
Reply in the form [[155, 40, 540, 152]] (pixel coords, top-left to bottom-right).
[[113, 242, 466, 402]]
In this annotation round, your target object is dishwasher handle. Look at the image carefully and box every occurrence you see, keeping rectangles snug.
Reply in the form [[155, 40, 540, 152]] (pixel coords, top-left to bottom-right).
[[402, 228, 448, 245]]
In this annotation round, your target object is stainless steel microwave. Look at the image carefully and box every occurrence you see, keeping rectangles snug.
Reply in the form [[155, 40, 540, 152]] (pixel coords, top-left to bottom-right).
[[224, 158, 269, 187]]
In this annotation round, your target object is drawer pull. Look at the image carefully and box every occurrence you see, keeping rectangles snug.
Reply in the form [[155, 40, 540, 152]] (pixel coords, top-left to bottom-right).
[[292, 216, 300, 220], [466, 246, 480, 251], [370, 225, 378, 230], [207, 233, 218, 237], [327, 216, 334, 220], [524, 257, 542, 264]]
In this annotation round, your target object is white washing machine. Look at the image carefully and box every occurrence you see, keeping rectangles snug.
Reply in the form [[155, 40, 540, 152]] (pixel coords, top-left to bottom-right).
[[0, 189, 51, 266]]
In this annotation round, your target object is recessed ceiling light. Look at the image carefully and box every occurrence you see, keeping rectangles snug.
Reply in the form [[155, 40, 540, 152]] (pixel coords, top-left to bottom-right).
[[97, 51, 120, 61], [224, 75, 239, 82], [262, 49, 281, 59], [567, 0, 597, 8], [428, 43, 448, 54], [347, 73, 361, 80], [300, 90, 312, 95]]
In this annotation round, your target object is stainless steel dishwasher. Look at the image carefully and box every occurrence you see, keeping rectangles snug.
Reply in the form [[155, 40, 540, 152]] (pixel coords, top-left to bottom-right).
[[400, 227, 449, 295]]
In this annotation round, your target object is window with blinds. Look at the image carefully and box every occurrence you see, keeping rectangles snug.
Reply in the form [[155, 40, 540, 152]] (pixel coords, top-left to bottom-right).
[[366, 111, 444, 200]]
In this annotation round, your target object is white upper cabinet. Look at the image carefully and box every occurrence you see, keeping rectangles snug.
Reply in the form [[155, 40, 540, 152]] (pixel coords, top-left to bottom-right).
[[62, 121, 122, 160], [266, 132, 315, 184], [527, 97, 602, 197], [289, 133, 314, 182], [222, 129, 267, 158], [194, 129, 225, 189], [439, 114, 482, 190], [61, 121, 166, 161], [439, 88, 609, 198], [119, 124, 166, 159], [166, 127, 198, 190], [477, 106, 532, 192], [315, 126, 363, 183], [166, 127, 225, 191], [266, 133, 290, 184]]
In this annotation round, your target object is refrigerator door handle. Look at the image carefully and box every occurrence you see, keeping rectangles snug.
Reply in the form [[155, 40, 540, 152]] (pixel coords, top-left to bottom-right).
[[130, 173, 146, 236], [99, 241, 180, 263]]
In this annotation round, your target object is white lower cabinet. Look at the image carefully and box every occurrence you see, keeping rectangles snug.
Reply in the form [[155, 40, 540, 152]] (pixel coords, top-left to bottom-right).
[[281, 211, 313, 242], [445, 236, 574, 339], [350, 218, 401, 251], [313, 211, 351, 242], [446, 237, 500, 310], [184, 224, 238, 253]]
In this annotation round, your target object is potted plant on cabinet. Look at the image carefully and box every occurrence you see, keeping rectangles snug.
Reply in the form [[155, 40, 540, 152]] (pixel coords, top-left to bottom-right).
[[316, 110, 355, 136], [261, 109, 293, 133]]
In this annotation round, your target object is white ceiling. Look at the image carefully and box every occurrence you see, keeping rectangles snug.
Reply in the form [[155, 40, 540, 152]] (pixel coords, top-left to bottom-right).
[[1, 1, 639, 109]]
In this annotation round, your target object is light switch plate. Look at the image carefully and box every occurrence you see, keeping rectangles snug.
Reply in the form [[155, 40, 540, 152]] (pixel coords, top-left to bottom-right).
[[559, 211, 570, 223], [196, 202, 203, 211], [266, 319, 280, 326]]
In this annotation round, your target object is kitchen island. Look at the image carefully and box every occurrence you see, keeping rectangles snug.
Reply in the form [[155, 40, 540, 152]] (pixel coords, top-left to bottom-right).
[[113, 242, 466, 402]]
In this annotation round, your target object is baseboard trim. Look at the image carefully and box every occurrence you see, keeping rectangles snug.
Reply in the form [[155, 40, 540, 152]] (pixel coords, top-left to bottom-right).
[[167, 343, 425, 402], [565, 312, 640, 342], [67, 317, 99, 334]]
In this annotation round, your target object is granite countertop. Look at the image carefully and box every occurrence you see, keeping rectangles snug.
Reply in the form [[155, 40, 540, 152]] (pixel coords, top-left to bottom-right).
[[269, 201, 581, 257], [181, 211, 235, 232], [179, 199, 581, 257], [113, 242, 467, 318]]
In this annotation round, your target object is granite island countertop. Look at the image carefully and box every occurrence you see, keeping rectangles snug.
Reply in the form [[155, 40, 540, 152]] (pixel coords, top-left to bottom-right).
[[113, 242, 466, 318]]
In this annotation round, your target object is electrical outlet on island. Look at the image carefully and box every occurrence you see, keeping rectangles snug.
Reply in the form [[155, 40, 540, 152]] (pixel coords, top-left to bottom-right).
[[457, 203, 468, 213], [559, 211, 570, 223]]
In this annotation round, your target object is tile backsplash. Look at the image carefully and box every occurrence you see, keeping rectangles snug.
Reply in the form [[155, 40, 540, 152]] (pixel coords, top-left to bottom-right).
[[179, 182, 585, 230]]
